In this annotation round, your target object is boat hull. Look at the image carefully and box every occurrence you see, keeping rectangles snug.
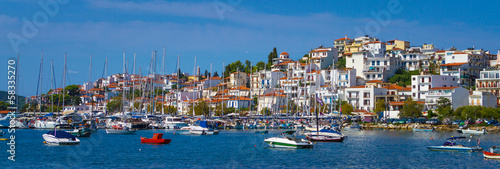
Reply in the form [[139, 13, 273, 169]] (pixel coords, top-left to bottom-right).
[[426, 146, 483, 152], [306, 135, 345, 142], [106, 129, 137, 134], [42, 134, 80, 145], [141, 138, 171, 144], [483, 151, 500, 159], [264, 138, 313, 149]]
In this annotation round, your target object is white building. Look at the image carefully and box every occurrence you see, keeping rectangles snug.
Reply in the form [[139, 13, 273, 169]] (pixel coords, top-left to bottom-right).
[[469, 91, 497, 108], [344, 85, 387, 112], [308, 46, 338, 69], [425, 87, 469, 110], [411, 74, 458, 101], [257, 92, 287, 113], [227, 96, 253, 109]]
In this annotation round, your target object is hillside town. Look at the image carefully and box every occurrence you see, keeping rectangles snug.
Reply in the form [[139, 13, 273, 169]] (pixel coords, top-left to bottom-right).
[[24, 35, 500, 123]]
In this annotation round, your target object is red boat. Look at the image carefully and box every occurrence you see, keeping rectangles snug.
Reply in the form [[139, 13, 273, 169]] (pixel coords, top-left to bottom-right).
[[140, 133, 171, 144]]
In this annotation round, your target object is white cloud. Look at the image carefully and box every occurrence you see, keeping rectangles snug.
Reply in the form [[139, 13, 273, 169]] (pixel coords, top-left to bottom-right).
[[68, 70, 79, 74]]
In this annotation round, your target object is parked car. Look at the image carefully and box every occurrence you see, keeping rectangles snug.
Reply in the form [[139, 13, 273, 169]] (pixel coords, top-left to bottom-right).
[[464, 120, 475, 125], [405, 118, 413, 124], [487, 120, 499, 125], [415, 118, 427, 124], [476, 119, 484, 124], [452, 120, 464, 125], [442, 119, 452, 125], [426, 119, 441, 125]]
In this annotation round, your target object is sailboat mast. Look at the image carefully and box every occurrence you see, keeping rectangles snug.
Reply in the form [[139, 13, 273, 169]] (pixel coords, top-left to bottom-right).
[[192, 56, 196, 116], [61, 53, 67, 116], [162, 47, 165, 115], [122, 50, 126, 115], [222, 61, 224, 117], [89, 54, 93, 114], [209, 62, 212, 117], [51, 60, 54, 113], [176, 54, 180, 116]]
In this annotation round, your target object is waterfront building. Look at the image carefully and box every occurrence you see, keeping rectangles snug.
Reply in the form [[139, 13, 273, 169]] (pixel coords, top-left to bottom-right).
[[469, 91, 497, 108], [411, 74, 458, 101], [344, 85, 387, 111], [475, 69, 500, 105], [425, 87, 469, 110]]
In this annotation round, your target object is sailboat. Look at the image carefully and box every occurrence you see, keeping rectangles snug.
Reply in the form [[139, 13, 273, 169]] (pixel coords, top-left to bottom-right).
[[42, 126, 80, 145], [306, 94, 345, 142]]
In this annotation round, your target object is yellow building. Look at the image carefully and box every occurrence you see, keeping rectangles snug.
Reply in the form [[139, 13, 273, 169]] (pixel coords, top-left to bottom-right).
[[386, 39, 410, 51]]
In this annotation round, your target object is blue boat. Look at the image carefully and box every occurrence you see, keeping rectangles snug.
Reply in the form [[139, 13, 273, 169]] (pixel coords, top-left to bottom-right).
[[427, 136, 482, 152]]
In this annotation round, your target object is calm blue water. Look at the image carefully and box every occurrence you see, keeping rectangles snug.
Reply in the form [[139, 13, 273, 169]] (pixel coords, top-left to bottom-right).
[[1, 129, 499, 168]]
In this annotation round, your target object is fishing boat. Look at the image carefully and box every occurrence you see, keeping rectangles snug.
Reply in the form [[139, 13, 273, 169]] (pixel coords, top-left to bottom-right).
[[264, 130, 313, 149], [427, 136, 483, 152], [106, 125, 137, 134], [42, 131, 80, 145], [141, 133, 171, 144], [460, 128, 487, 135], [412, 127, 435, 132], [483, 146, 500, 159], [189, 121, 219, 135]]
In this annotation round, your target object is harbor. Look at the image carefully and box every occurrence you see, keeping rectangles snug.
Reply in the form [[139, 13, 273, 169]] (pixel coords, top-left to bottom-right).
[[1, 128, 499, 168]]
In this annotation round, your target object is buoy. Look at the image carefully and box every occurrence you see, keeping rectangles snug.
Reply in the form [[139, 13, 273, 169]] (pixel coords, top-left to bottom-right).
[[431, 137, 433, 140], [173, 132, 175, 135], [43, 141, 46, 144], [254, 145, 256, 147]]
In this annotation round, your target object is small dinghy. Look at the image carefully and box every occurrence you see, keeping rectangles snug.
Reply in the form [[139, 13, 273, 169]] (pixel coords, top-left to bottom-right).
[[141, 133, 171, 144]]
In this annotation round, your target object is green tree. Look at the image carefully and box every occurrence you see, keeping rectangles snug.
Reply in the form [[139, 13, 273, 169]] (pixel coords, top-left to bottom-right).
[[65, 85, 81, 97], [388, 69, 420, 87], [399, 98, 423, 118], [374, 99, 386, 113], [335, 57, 346, 69], [427, 110, 438, 118], [106, 97, 123, 113], [0, 101, 8, 111], [341, 102, 354, 115], [188, 100, 210, 116], [436, 97, 453, 117]]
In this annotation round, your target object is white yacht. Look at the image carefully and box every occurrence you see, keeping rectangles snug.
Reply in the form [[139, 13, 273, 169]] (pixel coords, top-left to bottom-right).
[[164, 116, 188, 129], [189, 121, 219, 135], [42, 131, 80, 145], [34, 120, 57, 129]]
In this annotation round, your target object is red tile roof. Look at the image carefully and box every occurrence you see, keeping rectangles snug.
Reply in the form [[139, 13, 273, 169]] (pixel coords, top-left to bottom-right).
[[367, 80, 383, 83], [280, 51, 289, 55], [430, 87, 459, 90]]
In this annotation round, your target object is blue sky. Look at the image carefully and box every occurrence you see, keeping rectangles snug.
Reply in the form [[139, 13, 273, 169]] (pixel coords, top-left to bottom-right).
[[1, 0, 499, 97]]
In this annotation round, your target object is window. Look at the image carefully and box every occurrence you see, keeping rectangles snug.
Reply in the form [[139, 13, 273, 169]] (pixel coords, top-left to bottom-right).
[[429, 77, 431, 82], [413, 85, 416, 89]]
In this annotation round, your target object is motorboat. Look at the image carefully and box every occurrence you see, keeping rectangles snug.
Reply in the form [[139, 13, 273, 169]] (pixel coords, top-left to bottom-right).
[[106, 125, 137, 134], [56, 111, 84, 126], [42, 131, 80, 145], [427, 136, 482, 152], [189, 121, 219, 135], [264, 130, 313, 149], [163, 116, 188, 129], [141, 133, 171, 144], [459, 128, 487, 135], [483, 146, 500, 159]]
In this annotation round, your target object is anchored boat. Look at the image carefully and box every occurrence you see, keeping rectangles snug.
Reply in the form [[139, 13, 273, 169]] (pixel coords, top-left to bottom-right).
[[483, 146, 500, 159], [42, 131, 80, 145], [264, 130, 313, 149], [427, 136, 482, 152], [141, 133, 171, 144]]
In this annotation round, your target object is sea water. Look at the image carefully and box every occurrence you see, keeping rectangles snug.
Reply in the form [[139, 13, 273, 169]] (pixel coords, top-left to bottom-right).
[[0, 129, 499, 168]]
